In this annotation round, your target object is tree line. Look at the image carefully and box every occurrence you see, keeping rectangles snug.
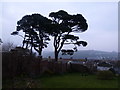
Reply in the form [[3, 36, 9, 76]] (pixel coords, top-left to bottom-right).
[[11, 10, 88, 61]]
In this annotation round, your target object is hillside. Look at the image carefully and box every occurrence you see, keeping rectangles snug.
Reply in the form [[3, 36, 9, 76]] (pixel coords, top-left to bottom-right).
[[42, 50, 118, 60]]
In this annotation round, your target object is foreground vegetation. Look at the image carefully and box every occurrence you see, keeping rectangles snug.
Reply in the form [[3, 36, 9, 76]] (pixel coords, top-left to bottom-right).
[[3, 73, 119, 88]]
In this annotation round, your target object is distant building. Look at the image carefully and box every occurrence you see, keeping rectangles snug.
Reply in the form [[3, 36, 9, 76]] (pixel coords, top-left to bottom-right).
[[97, 62, 113, 71], [69, 60, 85, 65]]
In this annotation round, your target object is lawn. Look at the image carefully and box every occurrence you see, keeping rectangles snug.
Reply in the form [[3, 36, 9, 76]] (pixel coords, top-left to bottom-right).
[[2, 73, 119, 88]]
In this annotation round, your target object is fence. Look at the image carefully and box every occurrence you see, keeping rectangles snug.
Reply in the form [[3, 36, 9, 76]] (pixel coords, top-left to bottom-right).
[[48, 61, 68, 74], [2, 52, 49, 78], [2, 52, 69, 79], [2, 51, 93, 79]]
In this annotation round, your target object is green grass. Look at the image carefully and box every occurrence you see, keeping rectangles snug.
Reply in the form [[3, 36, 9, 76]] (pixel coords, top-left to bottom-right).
[[3, 73, 119, 88], [39, 73, 119, 88]]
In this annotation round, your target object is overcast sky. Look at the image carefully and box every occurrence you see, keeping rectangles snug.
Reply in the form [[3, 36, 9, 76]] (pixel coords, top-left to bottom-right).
[[0, 1, 118, 52]]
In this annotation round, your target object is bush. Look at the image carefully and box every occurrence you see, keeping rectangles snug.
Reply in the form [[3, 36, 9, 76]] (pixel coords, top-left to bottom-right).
[[109, 68, 116, 74], [43, 69, 54, 76], [97, 70, 114, 80]]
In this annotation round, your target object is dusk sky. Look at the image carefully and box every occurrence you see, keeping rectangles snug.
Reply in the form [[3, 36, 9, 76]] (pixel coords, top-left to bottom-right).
[[0, 0, 118, 52]]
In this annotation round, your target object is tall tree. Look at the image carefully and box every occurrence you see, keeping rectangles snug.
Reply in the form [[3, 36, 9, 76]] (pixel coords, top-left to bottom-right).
[[49, 10, 88, 61], [11, 14, 51, 56]]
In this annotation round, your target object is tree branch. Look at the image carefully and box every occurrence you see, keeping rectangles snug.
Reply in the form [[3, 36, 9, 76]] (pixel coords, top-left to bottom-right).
[[57, 32, 70, 53]]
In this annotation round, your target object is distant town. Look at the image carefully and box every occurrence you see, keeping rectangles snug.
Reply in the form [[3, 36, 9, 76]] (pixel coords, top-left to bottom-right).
[[43, 50, 118, 60]]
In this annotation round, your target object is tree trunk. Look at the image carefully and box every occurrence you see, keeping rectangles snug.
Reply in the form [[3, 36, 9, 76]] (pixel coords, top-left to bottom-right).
[[55, 49, 59, 61], [55, 52, 58, 61], [38, 46, 42, 59], [30, 37, 33, 55], [38, 51, 42, 56], [38, 50, 42, 58]]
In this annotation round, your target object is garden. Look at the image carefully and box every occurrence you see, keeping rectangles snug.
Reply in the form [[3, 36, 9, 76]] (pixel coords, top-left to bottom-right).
[[3, 72, 119, 88]]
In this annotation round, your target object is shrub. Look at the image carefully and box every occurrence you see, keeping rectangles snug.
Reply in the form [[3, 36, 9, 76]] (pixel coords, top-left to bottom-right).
[[97, 70, 114, 80], [43, 69, 54, 76], [109, 68, 116, 74]]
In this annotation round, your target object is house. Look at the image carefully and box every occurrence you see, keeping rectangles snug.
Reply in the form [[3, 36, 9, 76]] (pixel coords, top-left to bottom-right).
[[97, 62, 113, 71], [10, 46, 31, 56], [67, 60, 85, 65]]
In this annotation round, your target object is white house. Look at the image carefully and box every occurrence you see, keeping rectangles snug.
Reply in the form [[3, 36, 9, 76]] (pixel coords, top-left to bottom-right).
[[97, 62, 113, 71]]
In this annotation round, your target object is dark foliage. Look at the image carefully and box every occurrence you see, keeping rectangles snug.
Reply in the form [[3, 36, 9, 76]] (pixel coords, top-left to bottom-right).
[[11, 14, 52, 56], [97, 70, 114, 80], [11, 10, 88, 60], [61, 49, 74, 55], [49, 10, 88, 61]]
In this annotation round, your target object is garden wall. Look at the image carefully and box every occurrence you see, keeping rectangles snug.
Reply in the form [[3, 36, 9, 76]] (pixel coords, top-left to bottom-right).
[[2, 52, 68, 79]]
